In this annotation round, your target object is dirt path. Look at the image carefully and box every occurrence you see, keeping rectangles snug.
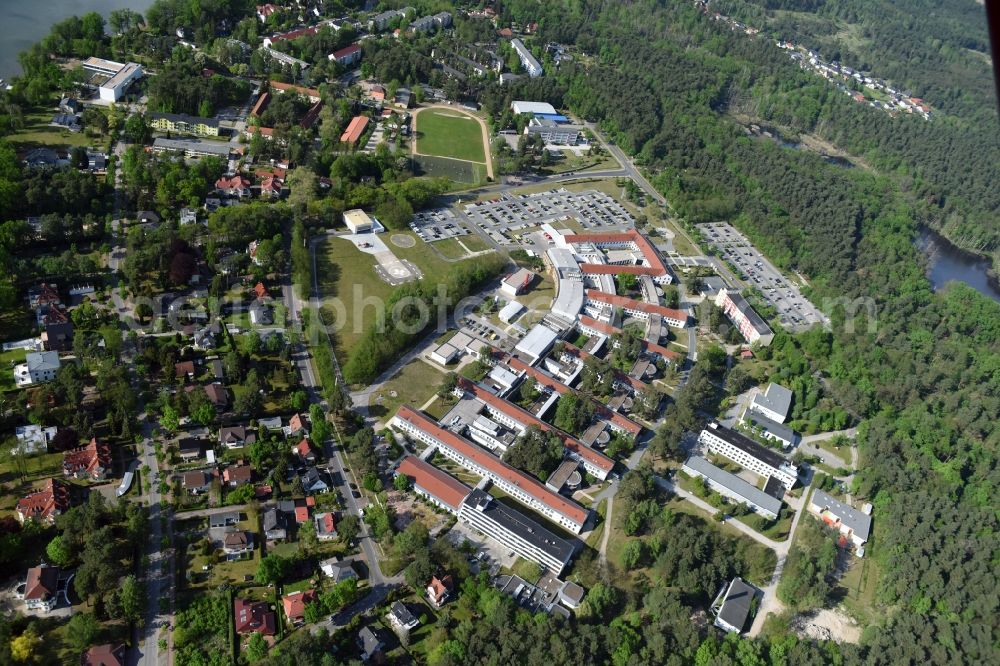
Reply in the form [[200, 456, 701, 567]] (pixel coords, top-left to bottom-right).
[[411, 105, 495, 180], [598, 495, 614, 567]]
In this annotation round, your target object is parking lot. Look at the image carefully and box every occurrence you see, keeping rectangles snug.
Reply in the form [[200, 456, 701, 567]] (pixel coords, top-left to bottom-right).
[[445, 521, 515, 573], [463, 188, 635, 244], [409, 208, 470, 242], [699, 222, 828, 330]]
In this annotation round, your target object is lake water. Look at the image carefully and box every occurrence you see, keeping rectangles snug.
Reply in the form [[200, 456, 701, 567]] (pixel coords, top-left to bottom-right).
[[0, 0, 153, 80], [917, 228, 1000, 303]]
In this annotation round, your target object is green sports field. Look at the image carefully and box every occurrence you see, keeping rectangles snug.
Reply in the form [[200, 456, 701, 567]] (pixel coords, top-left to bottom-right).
[[415, 110, 487, 163]]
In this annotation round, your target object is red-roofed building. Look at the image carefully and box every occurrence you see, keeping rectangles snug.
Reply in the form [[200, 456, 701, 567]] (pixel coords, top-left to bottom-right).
[[282, 589, 317, 625], [16, 478, 71, 524], [340, 116, 370, 145], [250, 91, 271, 117], [291, 438, 316, 464], [498, 28, 513, 38], [578, 315, 681, 362], [459, 380, 615, 480], [299, 100, 323, 129], [294, 505, 310, 524], [269, 81, 321, 103], [314, 512, 337, 540], [503, 355, 642, 436], [426, 574, 453, 608], [62, 437, 112, 480], [216, 175, 252, 197], [244, 126, 277, 141], [223, 464, 252, 487], [369, 85, 386, 101], [565, 230, 672, 284], [254, 282, 268, 299], [260, 176, 283, 198], [175, 360, 196, 379], [585, 290, 687, 328], [390, 406, 589, 533], [288, 412, 307, 435], [396, 456, 471, 514], [234, 596, 276, 635], [265, 26, 322, 48], [23, 564, 60, 611], [82, 643, 126, 666], [256, 4, 280, 22], [329, 43, 362, 66]]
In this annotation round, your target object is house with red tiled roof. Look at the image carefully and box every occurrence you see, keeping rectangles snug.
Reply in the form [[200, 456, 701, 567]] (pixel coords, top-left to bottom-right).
[[314, 512, 337, 540], [234, 596, 276, 635], [62, 437, 112, 480], [22, 564, 59, 611], [16, 478, 71, 524], [584, 290, 687, 328], [216, 175, 252, 198], [426, 574, 453, 608], [82, 643, 126, 666], [175, 360, 196, 380], [254, 282, 268, 299], [292, 438, 316, 464], [282, 589, 317, 625], [269, 81, 321, 103], [329, 43, 362, 66], [223, 464, 252, 487], [260, 176, 283, 198], [244, 126, 277, 141], [287, 412, 308, 436], [299, 100, 323, 129], [250, 91, 271, 117]]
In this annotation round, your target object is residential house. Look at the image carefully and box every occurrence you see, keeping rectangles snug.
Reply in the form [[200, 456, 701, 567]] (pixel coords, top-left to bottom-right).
[[15, 425, 58, 455], [193, 323, 220, 350], [291, 438, 316, 464], [260, 176, 283, 198], [278, 497, 315, 524], [249, 300, 274, 325], [27, 283, 61, 310], [300, 467, 329, 494], [256, 4, 280, 22], [180, 208, 199, 225], [330, 43, 363, 66], [183, 471, 211, 494], [16, 478, 71, 524], [282, 589, 317, 625], [426, 575, 453, 608], [223, 464, 252, 487], [177, 438, 204, 462], [204, 384, 229, 410], [254, 282, 268, 299], [62, 437, 112, 481], [175, 360, 196, 381], [22, 565, 60, 611], [262, 507, 287, 541], [81, 644, 126, 666], [137, 210, 160, 227], [750, 383, 793, 424], [285, 413, 308, 436], [356, 626, 385, 663], [223, 529, 254, 558], [41, 306, 73, 351], [220, 425, 256, 449], [320, 557, 359, 582], [216, 175, 252, 198], [314, 512, 337, 541], [14, 351, 61, 387], [387, 601, 419, 632], [234, 596, 276, 635]]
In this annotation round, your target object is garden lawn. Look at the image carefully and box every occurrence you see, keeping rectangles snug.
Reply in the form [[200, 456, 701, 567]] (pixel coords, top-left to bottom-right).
[[415, 110, 487, 162], [367, 359, 445, 422]]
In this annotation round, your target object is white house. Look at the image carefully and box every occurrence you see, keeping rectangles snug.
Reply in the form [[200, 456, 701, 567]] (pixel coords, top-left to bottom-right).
[[15, 351, 61, 387]]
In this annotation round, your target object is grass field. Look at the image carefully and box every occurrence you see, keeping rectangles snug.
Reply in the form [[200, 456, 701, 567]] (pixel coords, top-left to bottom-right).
[[413, 155, 485, 184], [9, 111, 103, 149], [317, 231, 463, 355], [367, 359, 446, 422], [415, 110, 487, 162]]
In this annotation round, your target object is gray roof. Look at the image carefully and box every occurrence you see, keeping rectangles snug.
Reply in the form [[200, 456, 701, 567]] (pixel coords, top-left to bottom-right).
[[752, 383, 793, 420], [742, 411, 797, 445], [390, 601, 417, 626], [717, 578, 756, 632], [152, 137, 233, 157], [725, 291, 773, 335], [461, 489, 574, 565], [358, 626, 383, 655], [811, 490, 872, 541], [26, 351, 60, 372], [150, 111, 220, 128], [683, 456, 783, 517], [515, 324, 559, 360]]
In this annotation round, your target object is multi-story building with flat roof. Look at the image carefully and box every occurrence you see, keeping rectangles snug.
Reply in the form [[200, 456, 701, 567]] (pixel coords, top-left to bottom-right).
[[459, 489, 574, 574], [699, 422, 799, 489]]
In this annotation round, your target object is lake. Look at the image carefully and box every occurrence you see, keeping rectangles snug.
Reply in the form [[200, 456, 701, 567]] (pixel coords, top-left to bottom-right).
[[0, 0, 154, 80], [917, 228, 1000, 303]]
